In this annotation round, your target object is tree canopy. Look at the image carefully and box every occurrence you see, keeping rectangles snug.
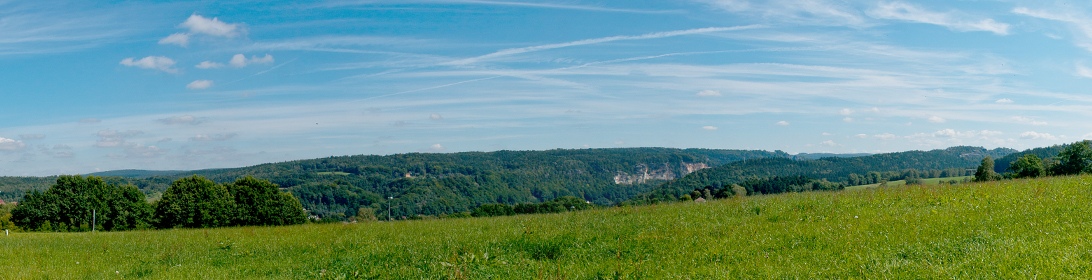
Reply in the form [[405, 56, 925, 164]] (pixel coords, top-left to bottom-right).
[[10, 175, 152, 231]]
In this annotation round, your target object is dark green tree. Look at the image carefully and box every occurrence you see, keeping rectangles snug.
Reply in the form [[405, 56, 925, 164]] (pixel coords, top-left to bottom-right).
[[1050, 141, 1092, 176], [226, 176, 306, 226], [974, 156, 1000, 182], [10, 175, 152, 231], [471, 203, 514, 217], [154, 176, 237, 228], [1008, 154, 1045, 178]]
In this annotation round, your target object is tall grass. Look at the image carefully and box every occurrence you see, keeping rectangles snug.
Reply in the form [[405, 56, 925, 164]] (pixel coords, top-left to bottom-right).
[[3, 175, 1092, 279]]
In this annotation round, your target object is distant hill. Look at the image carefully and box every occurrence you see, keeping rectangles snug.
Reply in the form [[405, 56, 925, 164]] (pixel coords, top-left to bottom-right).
[[791, 153, 872, 160], [992, 144, 1070, 173], [86, 169, 189, 178], [3, 148, 787, 219], [638, 146, 1017, 200]]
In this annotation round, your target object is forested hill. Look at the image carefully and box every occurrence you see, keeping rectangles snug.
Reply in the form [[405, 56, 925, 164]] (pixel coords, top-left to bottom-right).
[[992, 144, 1070, 173], [641, 146, 1016, 199], [4, 148, 787, 218]]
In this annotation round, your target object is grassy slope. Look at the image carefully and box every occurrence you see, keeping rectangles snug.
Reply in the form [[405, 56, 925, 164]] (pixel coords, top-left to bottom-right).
[[3, 176, 1092, 279], [844, 176, 973, 191]]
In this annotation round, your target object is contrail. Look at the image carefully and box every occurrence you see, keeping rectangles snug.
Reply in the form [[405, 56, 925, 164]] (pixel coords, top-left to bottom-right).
[[221, 58, 298, 86], [442, 25, 764, 66]]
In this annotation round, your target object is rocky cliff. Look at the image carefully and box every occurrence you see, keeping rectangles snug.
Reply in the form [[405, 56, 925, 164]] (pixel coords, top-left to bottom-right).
[[613, 162, 708, 184]]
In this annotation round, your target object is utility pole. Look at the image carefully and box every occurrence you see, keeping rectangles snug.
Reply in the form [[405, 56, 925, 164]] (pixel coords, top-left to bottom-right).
[[92, 209, 96, 233], [388, 197, 393, 221]]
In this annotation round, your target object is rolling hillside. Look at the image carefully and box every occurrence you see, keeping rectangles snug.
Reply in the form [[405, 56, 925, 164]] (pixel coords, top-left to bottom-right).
[[5, 148, 787, 218]]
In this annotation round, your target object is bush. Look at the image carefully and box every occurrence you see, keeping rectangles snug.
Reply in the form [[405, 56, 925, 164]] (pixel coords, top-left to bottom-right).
[[472, 204, 514, 217]]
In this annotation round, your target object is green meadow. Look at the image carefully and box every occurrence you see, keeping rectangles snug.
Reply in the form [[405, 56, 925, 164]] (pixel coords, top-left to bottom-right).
[[843, 176, 973, 191], [4, 175, 1092, 279]]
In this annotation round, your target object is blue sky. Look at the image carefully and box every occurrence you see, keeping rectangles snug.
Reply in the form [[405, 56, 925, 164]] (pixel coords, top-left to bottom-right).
[[2, 0, 1092, 176]]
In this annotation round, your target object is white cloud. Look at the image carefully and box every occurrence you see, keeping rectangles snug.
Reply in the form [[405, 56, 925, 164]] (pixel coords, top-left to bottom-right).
[[776, 121, 789, 126], [195, 61, 225, 69], [698, 0, 867, 27], [79, 118, 101, 124], [229, 54, 274, 68], [0, 137, 27, 151], [701, 126, 718, 130], [855, 134, 868, 138], [53, 151, 73, 158], [1011, 116, 1047, 126], [929, 129, 1003, 139], [1021, 131, 1057, 140], [430, 144, 445, 151], [94, 129, 143, 147], [53, 144, 71, 150], [820, 140, 842, 147], [1083, 133, 1092, 140], [995, 98, 1014, 103], [158, 115, 198, 125], [19, 134, 45, 140], [866, 107, 880, 113], [932, 129, 957, 138], [158, 33, 189, 47], [843, 117, 854, 122], [839, 108, 854, 115], [160, 14, 244, 47], [874, 133, 897, 140], [430, 113, 443, 120], [821, 132, 833, 136], [180, 14, 242, 37], [190, 133, 237, 141], [696, 90, 722, 97], [187, 80, 214, 90], [1077, 64, 1092, 78], [868, 2, 1009, 35], [928, 116, 946, 123], [120, 56, 178, 73]]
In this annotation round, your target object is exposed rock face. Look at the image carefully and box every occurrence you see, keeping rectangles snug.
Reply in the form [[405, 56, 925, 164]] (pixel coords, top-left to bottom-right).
[[613, 162, 708, 184]]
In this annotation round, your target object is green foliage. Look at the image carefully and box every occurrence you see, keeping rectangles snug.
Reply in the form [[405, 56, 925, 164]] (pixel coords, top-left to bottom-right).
[[154, 176, 237, 228], [0, 203, 17, 231], [1008, 154, 1046, 178], [225, 177, 306, 226], [471, 204, 514, 217], [993, 144, 1068, 173], [9, 175, 152, 232], [513, 196, 593, 214], [354, 207, 378, 222], [975, 156, 1001, 182], [1050, 141, 1092, 176]]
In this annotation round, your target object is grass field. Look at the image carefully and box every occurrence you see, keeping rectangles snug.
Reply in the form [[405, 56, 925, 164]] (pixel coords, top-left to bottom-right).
[[844, 176, 973, 191], [4, 175, 1092, 279]]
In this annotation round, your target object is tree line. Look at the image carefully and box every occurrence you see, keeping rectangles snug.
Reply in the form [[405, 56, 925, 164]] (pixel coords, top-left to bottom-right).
[[4, 175, 305, 232], [975, 140, 1092, 182], [639, 146, 1011, 202]]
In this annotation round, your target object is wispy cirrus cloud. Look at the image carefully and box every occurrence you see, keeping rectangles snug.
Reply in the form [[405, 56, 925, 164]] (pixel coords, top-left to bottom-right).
[[315, 0, 680, 14], [868, 2, 1010, 35]]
